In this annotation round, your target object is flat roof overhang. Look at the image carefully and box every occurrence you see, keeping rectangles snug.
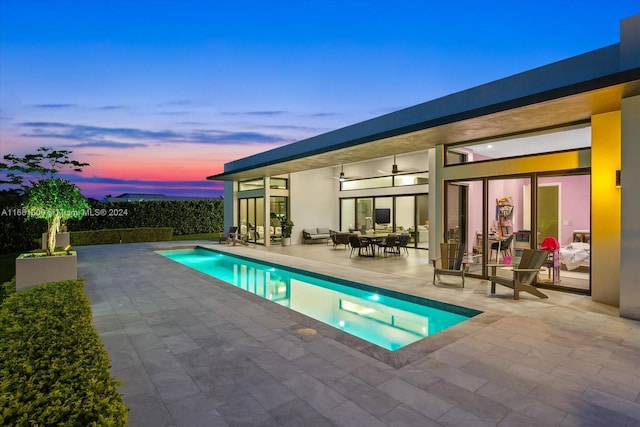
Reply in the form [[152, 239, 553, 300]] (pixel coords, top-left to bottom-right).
[[208, 68, 640, 182]]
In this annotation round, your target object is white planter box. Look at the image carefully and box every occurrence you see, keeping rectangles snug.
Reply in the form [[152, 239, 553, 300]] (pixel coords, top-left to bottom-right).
[[15, 252, 77, 291], [41, 232, 71, 250]]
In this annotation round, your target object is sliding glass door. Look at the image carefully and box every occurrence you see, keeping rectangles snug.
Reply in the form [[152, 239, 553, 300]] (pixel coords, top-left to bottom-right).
[[340, 194, 429, 250], [443, 173, 590, 294], [536, 173, 590, 293], [238, 197, 264, 244]]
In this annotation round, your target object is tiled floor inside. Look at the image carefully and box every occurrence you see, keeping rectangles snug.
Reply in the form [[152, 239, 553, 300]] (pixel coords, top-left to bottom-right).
[[78, 241, 640, 426]]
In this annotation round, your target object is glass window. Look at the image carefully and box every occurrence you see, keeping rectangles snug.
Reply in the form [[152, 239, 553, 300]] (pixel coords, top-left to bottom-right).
[[340, 195, 429, 249], [447, 151, 467, 165], [395, 196, 415, 245], [487, 177, 530, 268], [269, 196, 288, 243], [255, 197, 264, 244], [395, 172, 429, 186], [536, 173, 590, 293], [416, 195, 429, 250], [341, 176, 392, 191], [374, 197, 393, 235], [270, 196, 287, 219], [340, 199, 356, 232], [356, 198, 373, 233], [446, 125, 590, 165], [270, 178, 288, 189], [238, 197, 266, 244], [446, 182, 466, 244], [239, 179, 264, 191]]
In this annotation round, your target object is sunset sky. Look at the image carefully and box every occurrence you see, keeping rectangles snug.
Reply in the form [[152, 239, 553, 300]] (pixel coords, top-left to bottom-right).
[[1, 0, 638, 199]]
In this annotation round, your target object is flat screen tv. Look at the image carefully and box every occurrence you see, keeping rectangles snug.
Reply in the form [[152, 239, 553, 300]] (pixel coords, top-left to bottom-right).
[[375, 208, 391, 225]]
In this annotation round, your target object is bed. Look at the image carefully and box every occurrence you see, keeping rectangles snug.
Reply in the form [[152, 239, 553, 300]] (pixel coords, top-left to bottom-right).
[[559, 242, 590, 271]]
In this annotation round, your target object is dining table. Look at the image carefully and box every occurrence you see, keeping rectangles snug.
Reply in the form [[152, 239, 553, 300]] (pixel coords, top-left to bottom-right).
[[358, 235, 384, 257]]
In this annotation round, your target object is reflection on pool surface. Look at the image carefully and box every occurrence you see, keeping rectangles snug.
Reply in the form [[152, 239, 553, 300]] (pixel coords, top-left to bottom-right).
[[157, 247, 481, 351]]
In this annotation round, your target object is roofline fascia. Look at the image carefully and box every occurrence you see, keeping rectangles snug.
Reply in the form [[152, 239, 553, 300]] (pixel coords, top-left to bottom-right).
[[207, 66, 640, 181]]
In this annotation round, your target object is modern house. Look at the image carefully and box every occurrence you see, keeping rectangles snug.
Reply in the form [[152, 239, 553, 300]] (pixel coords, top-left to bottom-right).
[[208, 14, 640, 320]]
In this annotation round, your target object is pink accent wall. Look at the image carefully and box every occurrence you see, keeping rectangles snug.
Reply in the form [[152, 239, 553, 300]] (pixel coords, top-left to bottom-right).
[[463, 174, 590, 251], [468, 180, 483, 254], [540, 175, 590, 245]]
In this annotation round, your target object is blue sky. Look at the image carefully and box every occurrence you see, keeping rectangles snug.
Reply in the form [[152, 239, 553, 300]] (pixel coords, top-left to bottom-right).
[[1, 0, 638, 198]]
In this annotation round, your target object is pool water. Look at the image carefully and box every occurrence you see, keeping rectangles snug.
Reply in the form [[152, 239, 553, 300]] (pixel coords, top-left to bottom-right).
[[157, 247, 480, 351]]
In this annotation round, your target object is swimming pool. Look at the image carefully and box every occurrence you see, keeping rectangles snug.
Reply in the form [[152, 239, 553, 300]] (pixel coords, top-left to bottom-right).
[[157, 247, 481, 351]]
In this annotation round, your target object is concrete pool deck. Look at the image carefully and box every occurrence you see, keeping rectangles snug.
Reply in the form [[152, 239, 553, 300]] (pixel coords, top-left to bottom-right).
[[78, 241, 640, 426]]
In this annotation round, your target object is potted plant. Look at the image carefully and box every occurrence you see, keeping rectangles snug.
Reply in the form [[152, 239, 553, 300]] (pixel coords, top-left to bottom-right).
[[16, 178, 89, 290], [24, 178, 89, 255], [1, 147, 90, 291], [280, 217, 294, 246]]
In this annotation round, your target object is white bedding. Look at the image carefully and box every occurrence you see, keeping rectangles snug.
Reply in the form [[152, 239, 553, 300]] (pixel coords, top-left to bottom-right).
[[560, 242, 590, 270]]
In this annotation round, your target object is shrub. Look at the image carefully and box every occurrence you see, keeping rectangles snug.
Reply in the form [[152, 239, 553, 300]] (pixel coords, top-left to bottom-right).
[[0, 280, 128, 426], [0, 277, 16, 307], [70, 227, 174, 246]]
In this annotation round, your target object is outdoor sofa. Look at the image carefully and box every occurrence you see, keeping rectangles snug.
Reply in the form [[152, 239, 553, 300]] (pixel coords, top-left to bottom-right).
[[302, 227, 331, 244]]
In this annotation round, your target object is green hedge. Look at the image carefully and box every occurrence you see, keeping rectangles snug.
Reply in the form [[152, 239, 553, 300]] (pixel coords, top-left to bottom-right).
[[0, 207, 44, 254], [68, 199, 223, 236], [0, 280, 128, 426], [70, 227, 174, 246], [1, 199, 223, 253]]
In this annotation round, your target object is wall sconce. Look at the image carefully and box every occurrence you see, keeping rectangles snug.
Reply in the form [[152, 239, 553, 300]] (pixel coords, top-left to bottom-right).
[[616, 169, 621, 188]]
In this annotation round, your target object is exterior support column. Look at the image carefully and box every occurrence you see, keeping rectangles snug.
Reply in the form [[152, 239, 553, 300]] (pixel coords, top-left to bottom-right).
[[591, 111, 621, 307], [264, 177, 271, 246], [429, 147, 442, 259], [620, 95, 640, 320], [223, 181, 236, 234]]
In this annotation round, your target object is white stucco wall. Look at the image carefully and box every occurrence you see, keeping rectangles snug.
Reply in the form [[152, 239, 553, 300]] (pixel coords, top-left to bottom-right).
[[620, 94, 640, 320], [223, 181, 235, 233], [289, 167, 339, 245]]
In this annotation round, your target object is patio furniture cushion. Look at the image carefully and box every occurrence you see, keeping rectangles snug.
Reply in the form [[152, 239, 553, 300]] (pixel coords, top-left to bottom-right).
[[302, 228, 331, 243]]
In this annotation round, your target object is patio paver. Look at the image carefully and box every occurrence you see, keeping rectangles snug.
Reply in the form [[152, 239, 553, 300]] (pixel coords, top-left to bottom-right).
[[77, 241, 640, 426]]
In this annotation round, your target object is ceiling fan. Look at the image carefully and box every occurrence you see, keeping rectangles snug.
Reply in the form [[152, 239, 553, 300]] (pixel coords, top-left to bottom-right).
[[333, 164, 358, 181], [377, 154, 418, 175]]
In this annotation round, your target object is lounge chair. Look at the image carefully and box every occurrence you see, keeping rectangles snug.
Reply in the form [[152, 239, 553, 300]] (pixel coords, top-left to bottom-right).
[[431, 242, 465, 287], [219, 226, 238, 244], [489, 249, 549, 300], [224, 226, 248, 246]]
